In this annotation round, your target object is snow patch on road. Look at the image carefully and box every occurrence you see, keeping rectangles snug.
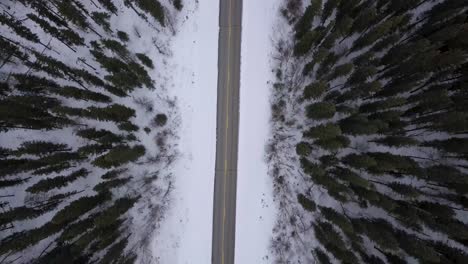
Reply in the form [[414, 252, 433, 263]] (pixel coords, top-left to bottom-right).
[[235, 1, 281, 263]]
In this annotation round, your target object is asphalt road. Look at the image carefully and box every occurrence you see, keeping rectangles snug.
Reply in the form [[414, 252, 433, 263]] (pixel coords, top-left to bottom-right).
[[211, 0, 242, 263]]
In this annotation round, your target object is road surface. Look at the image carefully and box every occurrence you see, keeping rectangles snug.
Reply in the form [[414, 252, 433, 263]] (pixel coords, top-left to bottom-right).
[[211, 0, 242, 263]]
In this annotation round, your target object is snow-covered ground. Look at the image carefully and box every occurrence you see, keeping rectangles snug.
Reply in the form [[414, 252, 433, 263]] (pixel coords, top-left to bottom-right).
[[235, 1, 281, 263], [149, 1, 219, 263]]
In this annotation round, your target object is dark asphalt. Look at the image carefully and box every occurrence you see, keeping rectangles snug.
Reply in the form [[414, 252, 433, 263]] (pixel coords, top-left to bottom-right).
[[211, 0, 242, 263]]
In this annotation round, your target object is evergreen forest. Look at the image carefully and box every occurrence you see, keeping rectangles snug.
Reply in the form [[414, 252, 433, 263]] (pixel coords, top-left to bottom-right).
[[0, 0, 182, 263], [269, 0, 468, 263]]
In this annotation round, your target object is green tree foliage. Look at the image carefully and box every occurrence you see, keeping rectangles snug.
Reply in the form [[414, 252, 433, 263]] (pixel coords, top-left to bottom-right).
[[117, 31, 130, 42], [52, 192, 110, 225], [86, 104, 136, 122], [77, 128, 125, 145], [315, 221, 359, 263], [396, 232, 440, 262], [294, 30, 320, 56], [298, 193, 316, 211], [94, 198, 137, 228], [306, 102, 336, 119], [35, 243, 90, 264], [0, 0, 172, 261], [372, 136, 418, 147], [100, 238, 129, 264], [357, 219, 399, 250], [0, 13, 39, 43], [332, 167, 369, 189], [342, 153, 377, 170], [134, 0, 166, 26], [57, 0, 89, 29], [277, 2, 468, 258], [296, 141, 312, 156], [304, 123, 341, 139], [92, 12, 112, 33], [26, 169, 89, 193], [58, 215, 96, 242], [339, 115, 386, 135], [351, 16, 401, 52], [14, 141, 69, 156], [303, 81, 328, 99], [118, 121, 139, 132], [294, 2, 321, 40], [27, 13, 85, 47], [136, 53, 154, 68], [328, 63, 353, 81], [154, 113, 168, 126], [424, 138, 468, 158], [0, 222, 62, 254], [97, 0, 118, 14], [52, 85, 111, 103], [314, 248, 332, 264], [0, 96, 72, 131], [103, 39, 130, 58], [91, 49, 153, 91], [321, 0, 340, 24], [173, 0, 183, 10], [320, 206, 354, 235], [92, 145, 145, 168], [0, 203, 58, 226], [315, 135, 349, 151], [94, 177, 131, 192]]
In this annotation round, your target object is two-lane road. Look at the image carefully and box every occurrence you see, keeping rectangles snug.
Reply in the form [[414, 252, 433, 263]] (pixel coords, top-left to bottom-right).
[[211, 0, 242, 263]]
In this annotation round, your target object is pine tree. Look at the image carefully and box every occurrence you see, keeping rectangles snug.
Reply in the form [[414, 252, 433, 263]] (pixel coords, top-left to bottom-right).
[[297, 193, 316, 212], [92, 145, 145, 168], [134, 0, 166, 26], [296, 142, 312, 156], [26, 169, 89, 193], [14, 141, 70, 157], [52, 85, 111, 103], [306, 102, 336, 119], [424, 138, 468, 158], [0, 13, 39, 43], [294, 3, 320, 40], [92, 12, 112, 33], [27, 13, 85, 47], [100, 238, 128, 264], [372, 136, 418, 147], [51, 192, 110, 225], [314, 248, 332, 264], [343, 154, 377, 170], [117, 31, 129, 42], [85, 104, 136, 123], [331, 167, 370, 189], [118, 121, 139, 132], [339, 115, 385, 135], [315, 135, 350, 151], [136, 53, 154, 69], [57, 0, 89, 29], [303, 81, 328, 99], [173, 0, 183, 11], [77, 128, 125, 145], [327, 63, 353, 81], [93, 198, 137, 228], [320, 206, 354, 235], [321, 0, 340, 24], [304, 123, 342, 139], [97, 0, 118, 14]]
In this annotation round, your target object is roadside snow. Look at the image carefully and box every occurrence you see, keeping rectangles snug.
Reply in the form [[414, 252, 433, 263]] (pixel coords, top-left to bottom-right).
[[235, 1, 281, 263], [149, 1, 219, 263]]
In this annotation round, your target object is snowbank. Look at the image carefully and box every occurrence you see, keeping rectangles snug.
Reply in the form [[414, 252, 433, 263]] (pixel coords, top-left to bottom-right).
[[235, 1, 281, 263], [149, 1, 219, 263]]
